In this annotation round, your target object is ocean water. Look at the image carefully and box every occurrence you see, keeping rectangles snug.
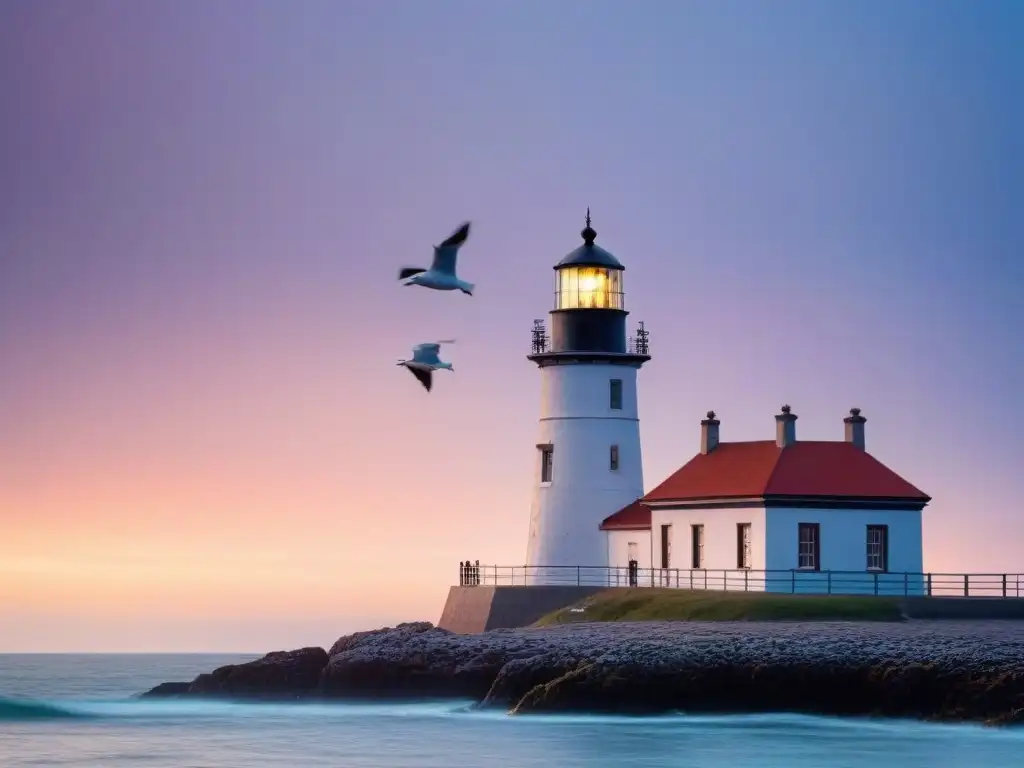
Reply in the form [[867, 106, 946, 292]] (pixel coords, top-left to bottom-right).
[[1, 654, 1022, 767]]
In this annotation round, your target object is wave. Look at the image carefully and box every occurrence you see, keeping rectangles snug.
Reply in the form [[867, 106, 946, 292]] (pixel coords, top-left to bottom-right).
[[0, 697, 94, 721], [0, 695, 476, 723]]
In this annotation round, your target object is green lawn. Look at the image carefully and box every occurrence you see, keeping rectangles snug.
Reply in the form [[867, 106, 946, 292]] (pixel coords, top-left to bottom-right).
[[533, 588, 906, 625]]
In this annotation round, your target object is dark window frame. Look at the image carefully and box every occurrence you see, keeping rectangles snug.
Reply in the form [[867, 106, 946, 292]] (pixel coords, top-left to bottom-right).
[[736, 522, 752, 569], [866, 524, 889, 572], [690, 524, 704, 569], [609, 379, 623, 410], [797, 522, 821, 571], [538, 443, 553, 483], [609, 444, 620, 471]]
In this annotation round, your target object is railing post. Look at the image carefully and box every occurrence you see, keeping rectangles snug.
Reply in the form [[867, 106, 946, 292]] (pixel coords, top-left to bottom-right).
[[744, 569, 749, 592], [964, 574, 969, 597], [689, 570, 693, 590], [873, 571, 879, 596], [704, 570, 708, 590], [904, 572, 908, 596], [723, 570, 728, 591], [576, 565, 581, 586], [827, 571, 832, 595], [926, 573, 932, 596], [1003, 573, 1007, 598], [791, 570, 796, 594]]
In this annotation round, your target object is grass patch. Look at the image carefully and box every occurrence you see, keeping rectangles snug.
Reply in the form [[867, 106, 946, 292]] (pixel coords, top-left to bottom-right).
[[533, 588, 905, 626]]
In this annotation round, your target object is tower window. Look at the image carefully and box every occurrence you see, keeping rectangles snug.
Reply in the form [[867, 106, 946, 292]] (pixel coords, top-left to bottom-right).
[[609, 379, 623, 410], [609, 444, 619, 470], [538, 444, 553, 483]]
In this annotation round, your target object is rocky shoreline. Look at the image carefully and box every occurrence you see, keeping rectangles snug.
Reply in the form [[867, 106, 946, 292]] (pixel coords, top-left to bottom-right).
[[141, 620, 1024, 725]]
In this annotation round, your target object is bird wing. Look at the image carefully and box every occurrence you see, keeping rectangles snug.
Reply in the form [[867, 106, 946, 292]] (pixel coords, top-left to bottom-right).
[[406, 365, 432, 392], [430, 221, 470, 275], [398, 267, 426, 280], [413, 343, 441, 364]]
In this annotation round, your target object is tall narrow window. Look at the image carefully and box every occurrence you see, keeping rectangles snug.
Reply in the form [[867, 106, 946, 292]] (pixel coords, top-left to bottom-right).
[[609, 379, 623, 410], [691, 524, 704, 569], [737, 523, 752, 569], [797, 523, 820, 570], [539, 444, 553, 483], [609, 444, 620, 470], [660, 524, 672, 568], [866, 525, 889, 571]]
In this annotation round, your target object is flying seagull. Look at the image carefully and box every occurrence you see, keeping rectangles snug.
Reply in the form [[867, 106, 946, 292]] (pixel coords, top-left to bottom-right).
[[398, 222, 474, 295], [397, 340, 456, 392]]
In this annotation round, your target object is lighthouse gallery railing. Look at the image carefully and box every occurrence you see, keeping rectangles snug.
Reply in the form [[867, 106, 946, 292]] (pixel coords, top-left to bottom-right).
[[456, 563, 1024, 598]]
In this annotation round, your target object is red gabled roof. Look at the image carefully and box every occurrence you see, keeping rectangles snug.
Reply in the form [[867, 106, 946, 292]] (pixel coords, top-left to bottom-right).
[[599, 498, 650, 531], [643, 440, 930, 504]]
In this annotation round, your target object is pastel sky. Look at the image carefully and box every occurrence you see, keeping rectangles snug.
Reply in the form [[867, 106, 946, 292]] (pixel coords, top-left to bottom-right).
[[1, 0, 1022, 652]]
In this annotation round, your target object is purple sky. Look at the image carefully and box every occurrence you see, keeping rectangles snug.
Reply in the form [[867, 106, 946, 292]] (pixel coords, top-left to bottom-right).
[[1, 0, 1022, 651]]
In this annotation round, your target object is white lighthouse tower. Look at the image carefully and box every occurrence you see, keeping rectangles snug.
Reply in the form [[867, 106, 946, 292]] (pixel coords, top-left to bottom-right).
[[525, 212, 651, 585]]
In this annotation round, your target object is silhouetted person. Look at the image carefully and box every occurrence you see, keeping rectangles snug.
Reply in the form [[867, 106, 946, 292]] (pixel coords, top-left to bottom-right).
[[474, 559, 481, 586], [628, 558, 639, 587]]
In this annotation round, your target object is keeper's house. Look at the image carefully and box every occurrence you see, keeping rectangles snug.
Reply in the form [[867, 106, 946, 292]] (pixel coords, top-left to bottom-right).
[[599, 406, 931, 594]]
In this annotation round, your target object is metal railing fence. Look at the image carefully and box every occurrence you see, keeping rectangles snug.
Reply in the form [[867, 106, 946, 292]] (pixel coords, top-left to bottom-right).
[[456, 563, 1024, 598]]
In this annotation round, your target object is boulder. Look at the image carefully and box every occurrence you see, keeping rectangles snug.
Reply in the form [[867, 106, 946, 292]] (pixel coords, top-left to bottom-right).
[[185, 647, 329, 698], [320, 624, 509, 699], [138, 681, 190, 698], [480, 652, 584, 708]]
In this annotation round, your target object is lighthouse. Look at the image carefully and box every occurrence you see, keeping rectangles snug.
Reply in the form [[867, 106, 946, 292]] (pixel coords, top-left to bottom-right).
[[525, 212, 651, 585]]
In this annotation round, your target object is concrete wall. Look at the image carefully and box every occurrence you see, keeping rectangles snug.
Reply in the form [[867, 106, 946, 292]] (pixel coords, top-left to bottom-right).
[[902, 597, 1024, 620], [525, 363, 645, 583], [437, 585, 606, 634]]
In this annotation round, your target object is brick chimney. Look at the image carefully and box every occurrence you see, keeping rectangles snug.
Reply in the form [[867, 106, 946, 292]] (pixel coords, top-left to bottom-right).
[[844, 407, 866, 450], [775, 404, 797, 448], [700, 410, 720, 454]]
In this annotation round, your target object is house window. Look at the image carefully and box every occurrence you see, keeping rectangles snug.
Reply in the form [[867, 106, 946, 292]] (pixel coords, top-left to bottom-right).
[[609, 444, 619, 470], [660, 524, 672, 569], [609, 379, 623, 410], [737, 523, 752, 569], [867, 525, 889, 571], [627, 541, 638, 563], [691, 524, 704, 569], [797, 523, 820, 570], [539, 445, 553, 483]]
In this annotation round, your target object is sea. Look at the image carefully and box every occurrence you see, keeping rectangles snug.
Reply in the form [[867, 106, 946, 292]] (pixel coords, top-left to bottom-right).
[[1, 654, 1021, 767]]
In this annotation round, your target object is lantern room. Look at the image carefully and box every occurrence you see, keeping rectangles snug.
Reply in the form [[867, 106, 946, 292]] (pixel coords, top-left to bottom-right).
[[553, 211, 625, 311]]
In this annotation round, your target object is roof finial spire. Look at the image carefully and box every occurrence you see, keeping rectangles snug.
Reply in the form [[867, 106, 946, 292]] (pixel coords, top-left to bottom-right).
[[581, 208, 597, 244]]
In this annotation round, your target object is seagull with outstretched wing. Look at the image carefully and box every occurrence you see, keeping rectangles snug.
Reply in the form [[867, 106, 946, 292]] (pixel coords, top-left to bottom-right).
[[398, 222, 474, 295], [397, 340, 456, 392]]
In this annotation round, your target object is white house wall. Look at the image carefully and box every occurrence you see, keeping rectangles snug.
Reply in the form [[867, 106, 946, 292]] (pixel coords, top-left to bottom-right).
[[765, 507, 925, 596], [606, 529, 652, 586], [648, 506, 767, 591], [525, 363, 645, 585]]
